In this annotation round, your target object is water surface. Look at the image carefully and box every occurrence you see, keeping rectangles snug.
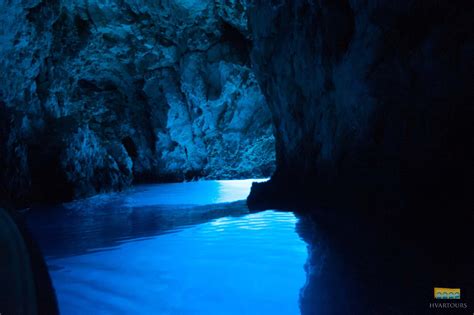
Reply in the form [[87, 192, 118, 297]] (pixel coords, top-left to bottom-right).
[[28, 180, 307, 315]]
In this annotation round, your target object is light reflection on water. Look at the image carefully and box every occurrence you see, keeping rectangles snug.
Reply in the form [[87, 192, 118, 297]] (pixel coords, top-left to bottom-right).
[[124, 179, 268, 207], [27, 180, 307, 315]]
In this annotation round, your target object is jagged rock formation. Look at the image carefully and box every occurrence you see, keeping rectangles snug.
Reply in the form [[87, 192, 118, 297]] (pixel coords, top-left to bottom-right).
[[247, 0, 474, 212], [2, 0, 472, 211], [0, 0, 274, 204]]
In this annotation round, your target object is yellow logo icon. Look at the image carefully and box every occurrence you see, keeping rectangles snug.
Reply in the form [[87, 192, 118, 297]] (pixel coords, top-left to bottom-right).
[[434, 287, 460, 299]]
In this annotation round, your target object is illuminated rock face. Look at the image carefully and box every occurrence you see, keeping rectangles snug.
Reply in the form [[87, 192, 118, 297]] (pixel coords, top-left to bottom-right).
[[2, 0, 471, 208], [247, 0, 474, 211], [0, 0, 274, 203]]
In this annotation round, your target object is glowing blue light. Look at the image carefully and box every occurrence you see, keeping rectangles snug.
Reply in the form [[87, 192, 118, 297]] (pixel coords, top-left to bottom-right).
[[28, 180, 306, 315]]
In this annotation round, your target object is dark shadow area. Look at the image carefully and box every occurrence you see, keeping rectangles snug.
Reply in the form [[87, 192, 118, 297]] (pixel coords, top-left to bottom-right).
[[121, 136, 138, 158], [220, 21, 252, 65], [295, 208, 473, 315], [0, 209, 59, 315]]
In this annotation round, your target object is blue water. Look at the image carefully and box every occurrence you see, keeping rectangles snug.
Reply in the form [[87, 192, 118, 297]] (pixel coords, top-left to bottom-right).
[[27, 180, 308, 315]]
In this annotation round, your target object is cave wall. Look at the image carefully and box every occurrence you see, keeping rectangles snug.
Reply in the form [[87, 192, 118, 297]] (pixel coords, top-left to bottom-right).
[[247, 0, 474, 211], [0, 0, 275, 205]]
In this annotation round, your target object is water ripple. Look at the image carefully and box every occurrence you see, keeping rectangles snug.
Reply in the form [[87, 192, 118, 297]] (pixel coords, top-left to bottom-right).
[[27, 180, 307, 315]]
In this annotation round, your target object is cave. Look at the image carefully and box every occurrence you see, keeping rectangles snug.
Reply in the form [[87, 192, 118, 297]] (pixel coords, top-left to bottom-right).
[[0, 1, 473, 314]]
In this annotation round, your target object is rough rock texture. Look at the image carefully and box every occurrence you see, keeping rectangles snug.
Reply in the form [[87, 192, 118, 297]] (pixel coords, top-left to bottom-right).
[[0, 0, 274, 205], [247, 0, 474, 212]]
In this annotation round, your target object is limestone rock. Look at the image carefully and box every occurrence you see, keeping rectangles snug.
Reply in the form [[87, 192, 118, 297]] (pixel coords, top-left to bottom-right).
[[0, 0, 275, 204]]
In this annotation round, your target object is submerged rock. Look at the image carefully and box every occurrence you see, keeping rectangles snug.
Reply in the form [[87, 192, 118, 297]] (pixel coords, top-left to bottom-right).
[[0, 0, 275, 204]]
